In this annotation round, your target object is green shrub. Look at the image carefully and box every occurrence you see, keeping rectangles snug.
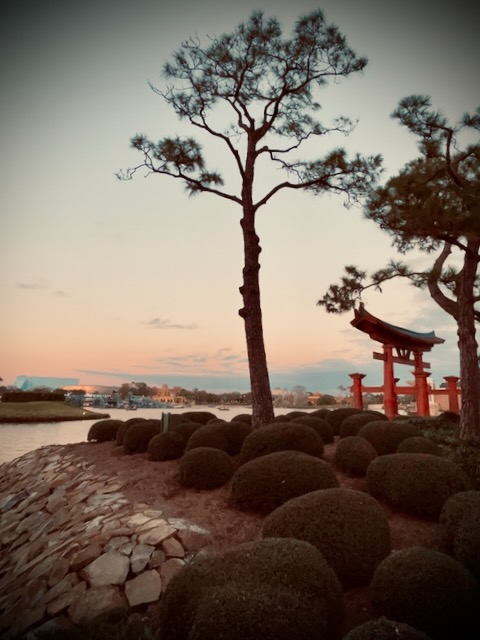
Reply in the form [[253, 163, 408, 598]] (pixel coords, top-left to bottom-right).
[[230, 413, 252, 425], [185, 422, 230, 453], [170, 421, 203, 443], [223, 421, 253, 455], [340, 412, 385, 438], [344, 617, 432, 640], [445, 438, 480, 490], [439, 490, 480, 551], [367, 453, 469, 518], [324, 407, 364, 435], [240, 422, 324, 462], [87, 419, 124, 443], [177, 411, 217, 424], [231, 451, 339, 513], [284, 410, 308, 420], [115, 417, 149, 445], [453, 508, 480, 581], [333, 436, 378, 476], [370, 546, 480, 640], [308, 408, 331, 420], [397, 436, 441, 455], [147, 432, 186, 461], [262, 488, 391, 587], [291, 416, 334, 444], [157, 537, 344, 640], [179, 447, 234, 489], [123, 420, 161, 454], [358, 421, 422, 455]]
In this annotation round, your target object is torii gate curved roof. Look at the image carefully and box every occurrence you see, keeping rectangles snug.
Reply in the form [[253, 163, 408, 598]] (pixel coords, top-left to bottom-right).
[[351, 303, 445, 352]]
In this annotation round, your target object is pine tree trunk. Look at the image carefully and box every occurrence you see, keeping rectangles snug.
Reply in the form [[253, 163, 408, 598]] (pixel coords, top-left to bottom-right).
[[239, 204, 275, 429], [457, 239, 480, 440]]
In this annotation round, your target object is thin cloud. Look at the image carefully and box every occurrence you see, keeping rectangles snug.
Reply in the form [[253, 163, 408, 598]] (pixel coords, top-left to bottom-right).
[[16, 279, 49, 290], [145, 317, 197, 330]]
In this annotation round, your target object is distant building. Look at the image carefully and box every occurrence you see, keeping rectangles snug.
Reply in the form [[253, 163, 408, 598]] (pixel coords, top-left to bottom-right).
[[15, 376, 80, 391]]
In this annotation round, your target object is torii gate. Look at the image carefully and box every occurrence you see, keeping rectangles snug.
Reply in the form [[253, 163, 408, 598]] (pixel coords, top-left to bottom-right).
[[349, 303, 445, 418]]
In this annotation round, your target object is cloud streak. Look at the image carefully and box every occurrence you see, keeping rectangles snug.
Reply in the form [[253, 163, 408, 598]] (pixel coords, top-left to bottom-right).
[[145, 317, 197, 330]]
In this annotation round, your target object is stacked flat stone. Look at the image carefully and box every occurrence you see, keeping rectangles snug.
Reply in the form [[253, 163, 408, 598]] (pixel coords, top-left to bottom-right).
[[0, 444, 211, 638]]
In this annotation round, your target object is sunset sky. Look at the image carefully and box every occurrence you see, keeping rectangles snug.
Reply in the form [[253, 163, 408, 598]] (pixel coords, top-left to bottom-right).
[[1, 0, 477, 394]]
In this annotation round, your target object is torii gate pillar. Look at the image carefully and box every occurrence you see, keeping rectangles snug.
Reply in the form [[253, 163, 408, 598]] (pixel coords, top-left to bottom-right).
[[383, 345, 398, 418]]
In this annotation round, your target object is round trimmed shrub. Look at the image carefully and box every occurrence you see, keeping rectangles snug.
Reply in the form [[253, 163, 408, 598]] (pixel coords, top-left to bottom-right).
[[177, 411, 217, 425], [397, 436, 441, 455], [223, 421, 253, 455], [452, 508, 480, 580], [344, 617, 432, 639], [87, 419, 124, 442], [333, 436, 378, 476], [147, 432, 186, 461], [370, 546, 480, 640], [158, 537, 344, 640], [340, 412, 385, 438], [308, 408, 331, 420], [170, 421, 203, 443], [358, 421, 422, 455], [179, 447, 234, 489], [324, 408, 364, 435], [240, 422, 324, 462], [123, 420, 161, 454], [367, 453, 469, 518], [115, 417, 148, 445], [262, 488, 391, 587], [231, 451, 339, 513], [292, 416, 334, 444], [439, 490, 480, 550], [185, 422, 230, 453], [230, 413, 252, 425], [284, 410, 308, 420]]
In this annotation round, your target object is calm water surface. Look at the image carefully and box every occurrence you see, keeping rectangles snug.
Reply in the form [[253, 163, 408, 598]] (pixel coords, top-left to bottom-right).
[[0, 406, 312, 465]]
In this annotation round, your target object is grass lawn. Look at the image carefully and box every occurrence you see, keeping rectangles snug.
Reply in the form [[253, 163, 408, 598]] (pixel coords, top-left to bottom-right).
[[0, 401, 110, 423]]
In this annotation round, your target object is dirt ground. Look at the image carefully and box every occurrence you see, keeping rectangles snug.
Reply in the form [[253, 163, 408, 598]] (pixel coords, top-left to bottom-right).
[[64, 438, 444, 634]]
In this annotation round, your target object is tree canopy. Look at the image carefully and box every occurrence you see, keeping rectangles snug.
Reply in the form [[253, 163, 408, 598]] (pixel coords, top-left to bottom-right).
[[318, 96, 480, 439], [120, 10, 382, 427]]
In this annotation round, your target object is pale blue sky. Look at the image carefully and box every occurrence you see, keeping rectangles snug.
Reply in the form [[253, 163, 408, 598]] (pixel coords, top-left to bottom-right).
[[1, 0, 477, 393]]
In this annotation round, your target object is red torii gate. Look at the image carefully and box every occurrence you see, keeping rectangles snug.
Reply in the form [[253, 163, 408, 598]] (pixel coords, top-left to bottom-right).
[[348, 303, 447, 418]]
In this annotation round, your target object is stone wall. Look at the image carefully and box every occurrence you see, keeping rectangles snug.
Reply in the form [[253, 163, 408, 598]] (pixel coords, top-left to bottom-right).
[[0, 445, 211, 638]]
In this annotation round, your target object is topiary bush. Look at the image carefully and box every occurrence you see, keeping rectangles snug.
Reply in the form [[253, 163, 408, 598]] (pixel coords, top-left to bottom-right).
[[370, 546, 480, 640], [339, 412, 385, 439], [308, 408, 331, 420], [230, 413, 252, 425], [324, 407, 364, 435], [123, 420, 161, 454], [262, 488, 391, 587], [177, 411, 217, 425], [344, 617, 432, 640], [240, 422, 324, 462], [333, 436, 378, 476], [157, 537, 344, 640], [179, 447, 234, 489], [185, 422, 230, 453], [170, 421, 203, 443], [87, 419, 124, 443], [358, 420, 422, 455], [115, 417, 149, 446], [147, 432, 186, 461], [367, 453, 469, 518], [396, 436, 441, 455], [223, 420, 253, 455], [291, 416, 334, 444], [452, 508, 480, 581], [439, 490, 480, 551], [231, 451, 339, 513]]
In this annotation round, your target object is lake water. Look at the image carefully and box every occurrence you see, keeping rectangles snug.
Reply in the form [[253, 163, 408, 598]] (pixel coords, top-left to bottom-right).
[[0, 405, 316, 465]]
